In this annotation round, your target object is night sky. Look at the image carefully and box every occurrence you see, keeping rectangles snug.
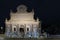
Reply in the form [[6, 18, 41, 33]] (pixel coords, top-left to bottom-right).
[[0, 0, 60, 34]]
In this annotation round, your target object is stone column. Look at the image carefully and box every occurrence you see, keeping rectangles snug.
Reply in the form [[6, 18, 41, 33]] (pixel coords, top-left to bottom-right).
[[5, 24, 11, 37], [24, 24, 26, 38], [32, 24, 39, 38], [17, 24, 20, 38], [10, 24, 12, 37]]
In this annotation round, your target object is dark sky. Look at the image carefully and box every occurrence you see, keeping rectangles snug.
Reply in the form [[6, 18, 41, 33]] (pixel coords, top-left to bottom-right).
[[1, 0, 60, 23], [10, 0, 60, 24], [0, 0, 60, 34]]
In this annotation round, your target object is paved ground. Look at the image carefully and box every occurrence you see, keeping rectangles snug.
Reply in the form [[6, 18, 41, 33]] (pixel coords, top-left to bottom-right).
[[4, 38, 60, 40], [1, 34, 60, 40]]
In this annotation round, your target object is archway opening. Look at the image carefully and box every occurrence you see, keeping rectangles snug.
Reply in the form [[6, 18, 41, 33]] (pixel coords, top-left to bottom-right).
[[19, 28, 24, 33]]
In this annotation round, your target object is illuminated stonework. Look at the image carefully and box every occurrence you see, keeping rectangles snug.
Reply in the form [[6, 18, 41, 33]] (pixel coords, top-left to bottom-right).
[[5, 5, 41, 38]]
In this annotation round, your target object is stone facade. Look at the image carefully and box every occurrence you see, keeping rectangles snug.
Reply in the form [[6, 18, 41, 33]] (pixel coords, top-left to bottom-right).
[[5, 5, 41, 38]]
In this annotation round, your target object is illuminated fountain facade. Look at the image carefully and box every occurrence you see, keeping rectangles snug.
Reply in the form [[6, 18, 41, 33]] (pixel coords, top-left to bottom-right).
[[5, 5, 41, 38]]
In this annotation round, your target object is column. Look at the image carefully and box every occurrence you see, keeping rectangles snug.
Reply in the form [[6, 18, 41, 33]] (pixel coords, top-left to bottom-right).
[[24, 24, 26, 38], [5, 24, 11, 37], [32, 24, 39, 38], [16, 24, 19, 38], [10, 24, 12, 37]]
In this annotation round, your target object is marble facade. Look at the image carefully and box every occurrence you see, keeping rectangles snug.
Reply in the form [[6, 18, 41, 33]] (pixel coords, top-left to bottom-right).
[[5, 24, 39, 38], [5, 5, 41, 38]]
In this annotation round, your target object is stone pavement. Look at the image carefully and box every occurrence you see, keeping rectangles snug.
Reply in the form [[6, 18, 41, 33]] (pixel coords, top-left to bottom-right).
[[0, 37, 4, 40], [47, 35, 60, 38], [1, 34, 60, 40], [4, 38, 60, 40]]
